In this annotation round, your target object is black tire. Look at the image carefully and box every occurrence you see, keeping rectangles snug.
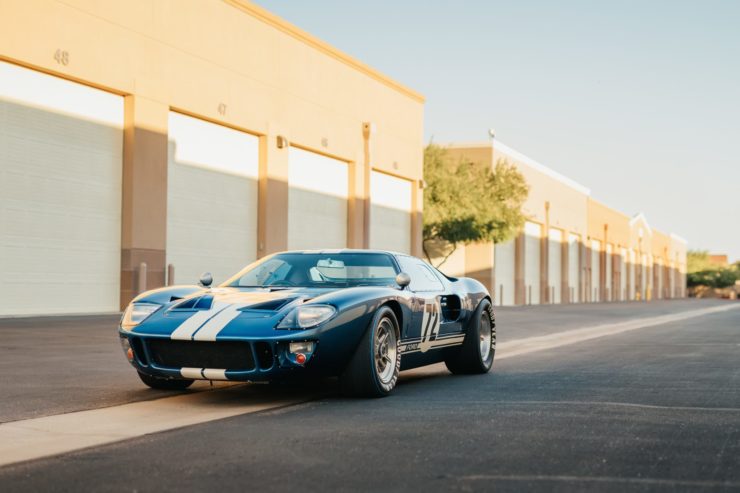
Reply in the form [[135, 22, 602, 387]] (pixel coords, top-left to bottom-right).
[[444, 299, 495, 375], [137, 371, 194, 390], [339, 306, 401, 398]]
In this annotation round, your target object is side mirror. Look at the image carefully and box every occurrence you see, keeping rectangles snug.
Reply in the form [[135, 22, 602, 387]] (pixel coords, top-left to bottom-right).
[[199, 272, 213, 288], [395, 272, 411, 289]]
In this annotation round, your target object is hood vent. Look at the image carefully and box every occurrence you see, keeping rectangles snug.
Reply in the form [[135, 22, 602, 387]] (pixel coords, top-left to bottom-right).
[[241, 298, 296, 312], [171, 295, 214, 311]]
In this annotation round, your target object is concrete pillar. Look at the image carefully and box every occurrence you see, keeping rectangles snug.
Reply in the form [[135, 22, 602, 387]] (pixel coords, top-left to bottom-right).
[[257, 132, 289, 257], [515, 232, 526, 305], [465, 241, 494, 293], [561, 231, 569, 303], [120, 95, 169, 308]]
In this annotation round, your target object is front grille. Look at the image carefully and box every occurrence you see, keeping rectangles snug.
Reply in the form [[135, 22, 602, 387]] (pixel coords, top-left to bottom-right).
[[146, 340, 256, 371]]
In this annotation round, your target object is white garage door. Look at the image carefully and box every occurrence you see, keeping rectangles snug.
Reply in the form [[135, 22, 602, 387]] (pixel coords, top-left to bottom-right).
[[0, 61, 123, 316], [167, 112, 258, 285], [548, 228, 562, 304], [590, 239, 601, 302], [524, 222, 541, 305], [370, 171, 412, 253], [494, 240, 515, 306], [288, 147, 348, 250], [567, 234, 580, 303]]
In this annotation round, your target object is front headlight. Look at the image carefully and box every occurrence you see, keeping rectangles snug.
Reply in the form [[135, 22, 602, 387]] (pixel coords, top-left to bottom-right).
[[276, 304, 336, 330], [121, 302, 160, 329]]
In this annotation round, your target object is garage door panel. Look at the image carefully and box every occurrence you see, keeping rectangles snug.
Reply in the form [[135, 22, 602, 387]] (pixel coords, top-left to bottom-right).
[[0, 62, 122, 316], [288, 147, 348, 250], [370, 171, 412, 254], [167, 112, 259, 286], [524, 222, 541, 305], [494, 240, 515, 306], [548, 228, 562, 304]]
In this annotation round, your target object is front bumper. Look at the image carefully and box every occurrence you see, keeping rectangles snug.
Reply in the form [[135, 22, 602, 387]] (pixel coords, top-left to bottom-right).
[[121, 333, 320, 382]]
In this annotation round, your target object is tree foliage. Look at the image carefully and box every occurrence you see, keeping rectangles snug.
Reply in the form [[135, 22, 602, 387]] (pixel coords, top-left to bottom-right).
[[422, 143, 529, 267], [686, 250, 739, 289], [687, 250, 714, 274]]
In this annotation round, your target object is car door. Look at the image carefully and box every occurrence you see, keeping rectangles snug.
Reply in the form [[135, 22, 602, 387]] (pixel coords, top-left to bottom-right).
[[396, 256, 450, 353]]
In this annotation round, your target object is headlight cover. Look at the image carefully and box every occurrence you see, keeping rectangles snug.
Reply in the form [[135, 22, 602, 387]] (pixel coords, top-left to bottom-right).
[[277, 304, 336, 330], [121, 302, 160, 329]]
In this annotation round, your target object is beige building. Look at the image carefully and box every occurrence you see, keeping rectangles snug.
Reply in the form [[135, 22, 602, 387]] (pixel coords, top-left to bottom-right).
[[444, 142, 687, 305], [0, 0, 424, 316]]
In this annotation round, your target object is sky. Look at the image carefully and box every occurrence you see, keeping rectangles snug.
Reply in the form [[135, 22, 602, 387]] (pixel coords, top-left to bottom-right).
[[256, 0, 740, 262]]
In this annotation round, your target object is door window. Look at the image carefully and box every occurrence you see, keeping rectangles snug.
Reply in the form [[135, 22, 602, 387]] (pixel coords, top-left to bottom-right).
[[397, 256, 444, 292]]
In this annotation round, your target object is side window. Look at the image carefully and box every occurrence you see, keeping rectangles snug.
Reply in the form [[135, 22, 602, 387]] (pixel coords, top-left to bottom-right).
[[397, 256, 444, 292]]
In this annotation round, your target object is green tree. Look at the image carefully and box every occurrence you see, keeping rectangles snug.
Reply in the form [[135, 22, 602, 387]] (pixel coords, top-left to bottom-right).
[[687, 250, 713, 274], [422, 143, 529, 267]]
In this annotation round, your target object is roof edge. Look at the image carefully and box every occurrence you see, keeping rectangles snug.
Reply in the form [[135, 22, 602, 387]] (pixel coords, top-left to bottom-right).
[[224, 0, 425, 103]]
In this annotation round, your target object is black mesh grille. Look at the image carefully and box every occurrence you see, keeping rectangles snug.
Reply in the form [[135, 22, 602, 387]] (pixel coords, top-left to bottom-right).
[[146, 340, 255, 371]]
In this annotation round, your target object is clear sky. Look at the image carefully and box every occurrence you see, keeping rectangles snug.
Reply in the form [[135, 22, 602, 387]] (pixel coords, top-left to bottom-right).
[[256, 0, 740, 262]]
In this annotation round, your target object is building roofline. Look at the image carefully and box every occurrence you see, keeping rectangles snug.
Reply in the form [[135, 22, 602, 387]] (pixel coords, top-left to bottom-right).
[[670, 233, 688, 245], [445, 140, 592, 196], [224, 0, 425, 103]]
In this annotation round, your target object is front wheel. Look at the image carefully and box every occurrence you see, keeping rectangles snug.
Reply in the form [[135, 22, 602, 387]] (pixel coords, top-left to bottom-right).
[[445, 299, 495, 374], [137, 371, 194, 390], [339, 306, 401, 398]]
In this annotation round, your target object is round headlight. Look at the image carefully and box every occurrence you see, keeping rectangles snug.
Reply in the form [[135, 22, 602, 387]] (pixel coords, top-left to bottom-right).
[[277, 304, 336, 330], [121, 302, 160, 329]]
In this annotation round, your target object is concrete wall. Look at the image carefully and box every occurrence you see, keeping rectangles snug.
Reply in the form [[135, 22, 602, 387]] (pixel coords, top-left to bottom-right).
[[0, 0, 424, 309]]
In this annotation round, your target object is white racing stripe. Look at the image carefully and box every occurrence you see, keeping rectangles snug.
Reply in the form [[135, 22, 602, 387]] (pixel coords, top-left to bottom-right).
[[180, 367, 203, 379], [202, 369, 228, 381], [0, 303, 737, 468], [192, 304, 244, 341], [170, 302, 229, 340]]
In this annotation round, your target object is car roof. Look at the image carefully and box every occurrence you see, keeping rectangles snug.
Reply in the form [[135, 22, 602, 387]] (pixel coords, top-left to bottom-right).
[[279, 249, 408, 257]]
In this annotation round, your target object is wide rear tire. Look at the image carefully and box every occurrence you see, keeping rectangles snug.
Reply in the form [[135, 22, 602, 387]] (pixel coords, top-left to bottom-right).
[[339, 306, 401, 398], [444, 299, 495, 374], [138, 371, 194, 390]]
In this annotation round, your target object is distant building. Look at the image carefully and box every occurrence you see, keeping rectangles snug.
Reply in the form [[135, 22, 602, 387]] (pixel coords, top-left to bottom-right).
[[441, 141, 688, 305], [708, 255, 729, 268]]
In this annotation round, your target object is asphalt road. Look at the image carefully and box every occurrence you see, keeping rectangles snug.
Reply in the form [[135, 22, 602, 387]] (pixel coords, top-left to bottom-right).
[[1, 300, 739, 491]]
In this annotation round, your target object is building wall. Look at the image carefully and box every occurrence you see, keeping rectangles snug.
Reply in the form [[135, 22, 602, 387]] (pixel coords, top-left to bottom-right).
[[0, 0, 424, 312], [446, 142, 688, 305]]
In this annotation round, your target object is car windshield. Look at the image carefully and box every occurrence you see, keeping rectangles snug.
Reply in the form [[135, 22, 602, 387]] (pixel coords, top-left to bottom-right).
[[224, 252, 399, 288]]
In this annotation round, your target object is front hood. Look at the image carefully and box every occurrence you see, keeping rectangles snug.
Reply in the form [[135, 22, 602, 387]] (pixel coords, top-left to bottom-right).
[[126, 286, 338, 339]]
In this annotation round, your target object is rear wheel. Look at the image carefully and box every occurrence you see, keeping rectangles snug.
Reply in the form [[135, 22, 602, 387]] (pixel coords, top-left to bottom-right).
[[137, 371, 194, 390], [445, 299, 495, 374], [340, 306, 401, 398]]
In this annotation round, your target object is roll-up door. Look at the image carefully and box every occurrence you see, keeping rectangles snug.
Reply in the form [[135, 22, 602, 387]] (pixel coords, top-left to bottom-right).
[[548, 228, 562, 303], [590, 239, 601, 302], [370, 171, 412, 253], [288, 147, 348, 250], [167, 112, 259, 285], [524, 222, 541, 305], [494, 240, 515, 306], [567, 234, 580, 303], [0, 61, 123, 315]]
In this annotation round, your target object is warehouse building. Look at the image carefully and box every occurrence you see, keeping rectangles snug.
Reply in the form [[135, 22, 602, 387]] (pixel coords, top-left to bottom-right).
[[444, 142, 687, 305], [0, 0, 424, 316]]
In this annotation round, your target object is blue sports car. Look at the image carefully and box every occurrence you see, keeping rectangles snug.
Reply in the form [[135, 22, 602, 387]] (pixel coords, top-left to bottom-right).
[[119, 250, 496, 397]]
